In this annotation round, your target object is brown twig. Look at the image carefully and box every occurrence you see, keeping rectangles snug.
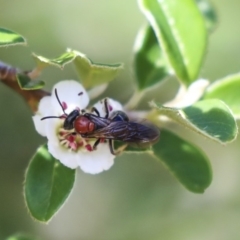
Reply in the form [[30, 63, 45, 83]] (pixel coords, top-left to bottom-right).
[[0, 61, 50, 112]]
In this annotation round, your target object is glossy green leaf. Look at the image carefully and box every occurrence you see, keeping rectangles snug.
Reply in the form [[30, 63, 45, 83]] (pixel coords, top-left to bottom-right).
[[17, 74, 45, 90], [203, 73, 240, 119], [24, 144, 76, 222], [195, 0, 217, 32], [133, 25, 170, 90], [32, 52, 76, 70], [151, 99, 237, 143], [6, 233, 39, 240], [72, 50, 123, 89], [138, 0, 207, 86], [0, 28, 26, 47], [152, 129, 212, 193]]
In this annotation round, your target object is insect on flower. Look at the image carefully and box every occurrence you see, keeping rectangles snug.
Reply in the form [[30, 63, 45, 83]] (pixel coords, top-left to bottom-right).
[[41, 88, 160, 155]]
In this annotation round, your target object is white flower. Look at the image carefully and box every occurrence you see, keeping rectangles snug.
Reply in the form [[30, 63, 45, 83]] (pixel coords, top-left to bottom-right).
[[33, 80, 123, 174]]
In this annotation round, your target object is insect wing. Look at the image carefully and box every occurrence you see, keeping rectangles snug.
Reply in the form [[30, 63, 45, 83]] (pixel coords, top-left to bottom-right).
[[82, 120, 128, 139], [83, 120, 160, 146], [122, 121, 160, 146], [84, 113, 110, 129]]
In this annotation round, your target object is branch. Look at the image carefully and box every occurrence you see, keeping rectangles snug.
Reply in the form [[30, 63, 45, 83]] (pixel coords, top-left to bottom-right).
[[0, 61, 50, 112]]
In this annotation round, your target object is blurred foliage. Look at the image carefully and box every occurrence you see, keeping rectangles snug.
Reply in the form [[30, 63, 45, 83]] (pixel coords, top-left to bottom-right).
[[1, 0, 240, 240]]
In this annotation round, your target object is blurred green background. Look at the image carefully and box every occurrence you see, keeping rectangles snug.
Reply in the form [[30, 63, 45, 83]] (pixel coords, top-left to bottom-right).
[[1, 0, 240, 239]]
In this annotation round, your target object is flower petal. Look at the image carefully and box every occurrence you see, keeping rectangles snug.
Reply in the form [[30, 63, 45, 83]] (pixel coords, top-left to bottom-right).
[[32, 115, 47, 137], [45, 117, 64, 144], [32, 96, 52, 136], [51, 80, 89, 115], [37, 96, 52, 114], [48, 142, 79, 169], [94, 98, 123, 117], [77, 143, 115, 174]]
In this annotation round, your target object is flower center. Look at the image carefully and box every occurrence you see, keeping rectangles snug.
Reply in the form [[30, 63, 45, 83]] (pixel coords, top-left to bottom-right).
[[58, 127, 94, 152]]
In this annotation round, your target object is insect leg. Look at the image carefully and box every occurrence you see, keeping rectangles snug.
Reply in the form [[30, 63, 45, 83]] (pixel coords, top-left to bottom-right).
[[93, 138, 101, 150], [109, 139, 121, 155], [109, 140, 128, 155], [92, 107, 100, 117], [108, 139, 115, 155], [104, 98, 109, 118]]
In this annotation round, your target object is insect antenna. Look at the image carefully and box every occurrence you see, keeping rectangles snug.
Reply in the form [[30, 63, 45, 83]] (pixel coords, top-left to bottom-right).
[[54, 88, 68, 115], [41, 88, 68, 121], [41, 116, 64, 120]]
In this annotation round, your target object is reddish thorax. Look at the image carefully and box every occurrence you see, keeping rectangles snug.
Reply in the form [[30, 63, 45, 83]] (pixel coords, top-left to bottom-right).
[[74, 116, 95, 134]]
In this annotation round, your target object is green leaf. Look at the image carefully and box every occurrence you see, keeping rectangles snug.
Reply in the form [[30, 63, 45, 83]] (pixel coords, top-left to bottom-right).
[[203, 73, 240, 119], [72, 50, 123, 89], [6, 233, 39, 240], [152, 129, 212, 193], [138, 0, 207, 86], [195, 0, 217, 32], [133, 25, 170, 90], [24, 144, 76, 222], [32, 52, 76, 70], [0, 28, 26, 47], [32, 50, 123, 89], [17, 74, 45, 90], [151, 99, 238, 143]]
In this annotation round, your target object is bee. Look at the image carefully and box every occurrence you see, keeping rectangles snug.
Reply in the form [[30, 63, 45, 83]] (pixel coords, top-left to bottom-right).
[[41, 89, 160, 155]]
